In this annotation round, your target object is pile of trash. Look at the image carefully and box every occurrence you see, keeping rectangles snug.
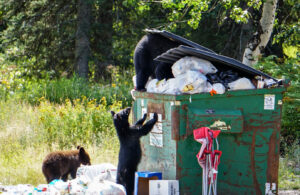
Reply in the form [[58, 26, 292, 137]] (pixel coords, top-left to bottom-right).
[[134, 56, 278, 95], [0, 163, 126, 195]]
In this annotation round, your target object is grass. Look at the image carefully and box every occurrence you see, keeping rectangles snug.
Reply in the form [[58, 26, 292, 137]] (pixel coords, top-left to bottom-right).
[[0, 99, 120, 185], [279, 141, 300, 190]]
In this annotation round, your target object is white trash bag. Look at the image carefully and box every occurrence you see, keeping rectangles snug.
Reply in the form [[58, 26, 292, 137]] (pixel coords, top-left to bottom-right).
[[212, 83, 226, 94], [180, 70, 208, 94], [156, 79, 169, 93], [228, 77, 255, 91], [76, 163, 117, 182], [146, 79, 158, 93], [164, 78, 181, 95], [86, 180, 126, 195], [172, 56, 217, 77]]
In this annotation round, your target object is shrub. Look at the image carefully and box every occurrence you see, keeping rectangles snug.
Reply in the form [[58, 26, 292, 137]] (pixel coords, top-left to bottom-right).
[[36, 97, 122, 149], [255, 56, 300, 146]]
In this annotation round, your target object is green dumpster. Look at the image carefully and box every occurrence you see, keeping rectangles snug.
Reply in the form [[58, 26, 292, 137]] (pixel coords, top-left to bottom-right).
[[132, 86, 286, 195]]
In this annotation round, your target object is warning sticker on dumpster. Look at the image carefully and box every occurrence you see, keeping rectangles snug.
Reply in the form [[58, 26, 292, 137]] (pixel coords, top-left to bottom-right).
[[264, 94, 275, 110], [150, 120, 163, 147], [151, 123, 162, 133], [150, 132, 163, 147]]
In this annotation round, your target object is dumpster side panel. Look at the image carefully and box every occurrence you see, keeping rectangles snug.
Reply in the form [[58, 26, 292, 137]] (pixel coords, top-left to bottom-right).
[[135, 98, 177, 180], [178, 91, 283, 195]]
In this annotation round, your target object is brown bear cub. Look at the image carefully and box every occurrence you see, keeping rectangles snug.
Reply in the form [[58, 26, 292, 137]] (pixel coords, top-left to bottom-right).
[[42, 146, 91, 183], [111, 107, 158, 195]]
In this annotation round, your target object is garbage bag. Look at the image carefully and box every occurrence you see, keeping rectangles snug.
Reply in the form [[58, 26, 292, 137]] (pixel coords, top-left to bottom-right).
[[172, 56, 217, 77], [207, 70, 239, 88], [164, 78, 181, 95], [85, 180, 126, 195], [76, 163, 117, 182], [228, 77, 255, 90], [212, 83, 226, 94], [179, 70, 208, 94], [146, 79, 158, 93], [156, 79, 169, 93]]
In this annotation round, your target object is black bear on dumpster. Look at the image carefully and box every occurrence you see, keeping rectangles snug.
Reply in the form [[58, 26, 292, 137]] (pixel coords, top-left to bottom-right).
[[134, 33, 181, 91], [42, 146, 91, 183], [111, 107, 158, 195]]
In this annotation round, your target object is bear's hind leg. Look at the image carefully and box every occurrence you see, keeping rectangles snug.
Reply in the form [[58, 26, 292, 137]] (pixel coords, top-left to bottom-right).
[[136, 71, 151, 91], [124, 169, 135, 195], [70, 169, 77, 179], [61, 173, 69, 181]]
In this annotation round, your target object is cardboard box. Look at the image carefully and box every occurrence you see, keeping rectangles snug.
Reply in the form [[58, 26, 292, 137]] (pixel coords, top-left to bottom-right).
[[149, 180, 179, 195], [134, 172, 162, 195]]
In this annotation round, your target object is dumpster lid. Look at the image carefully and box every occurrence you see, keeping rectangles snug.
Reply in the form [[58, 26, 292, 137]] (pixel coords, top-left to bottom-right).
[[144, 29, 216, 54], [154, 45, 276, 80]]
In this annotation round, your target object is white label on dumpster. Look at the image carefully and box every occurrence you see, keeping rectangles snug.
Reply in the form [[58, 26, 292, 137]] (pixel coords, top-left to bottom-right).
[[264, 94, 275, 110], [151, 123, 162, 133], [150, 132, 163, 147]]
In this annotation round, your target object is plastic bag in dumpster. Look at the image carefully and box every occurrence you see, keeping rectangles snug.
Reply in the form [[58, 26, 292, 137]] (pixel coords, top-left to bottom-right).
[[211, 83, 226, 94], [146, 79, 159, 93], [180, 70, 208, 94], [172, 56, 217, 77], [228, 77, 255, 91], [146, 70, 209, 95], [206, 70, 240, 89]]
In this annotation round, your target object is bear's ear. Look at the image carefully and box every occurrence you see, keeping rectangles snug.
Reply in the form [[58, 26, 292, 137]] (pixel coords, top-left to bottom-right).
[[110, 111, 115, 117], [77, 145, 81, 150], [79, 147, 85, 154]]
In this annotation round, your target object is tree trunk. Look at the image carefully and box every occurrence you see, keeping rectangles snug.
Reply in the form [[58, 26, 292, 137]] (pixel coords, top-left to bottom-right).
[[75, 0, 91, 78], [242, 0, 278, 66], [94, 0, 113, 81]]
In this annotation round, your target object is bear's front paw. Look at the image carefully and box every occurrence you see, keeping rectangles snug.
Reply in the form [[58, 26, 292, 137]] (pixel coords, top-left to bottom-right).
[[143, 113, 147, 120], [153, 113, 158, 121]]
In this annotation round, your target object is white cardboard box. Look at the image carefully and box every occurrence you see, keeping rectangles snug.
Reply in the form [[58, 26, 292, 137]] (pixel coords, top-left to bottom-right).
[[149, 180, 179, 195]]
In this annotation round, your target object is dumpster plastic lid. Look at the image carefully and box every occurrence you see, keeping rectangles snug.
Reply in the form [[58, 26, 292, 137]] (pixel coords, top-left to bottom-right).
[[154, 45, 276, 80], [145, 29, 216, 54]]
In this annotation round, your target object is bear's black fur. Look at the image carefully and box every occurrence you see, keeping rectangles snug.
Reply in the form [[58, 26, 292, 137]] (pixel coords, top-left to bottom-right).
[[111, 107, 158, 195], [42, 146, 91, 183], [133, 33, 181, 91]]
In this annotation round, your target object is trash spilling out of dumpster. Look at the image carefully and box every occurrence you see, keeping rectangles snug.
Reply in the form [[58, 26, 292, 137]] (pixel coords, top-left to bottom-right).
[[0, 164, 126, 195]]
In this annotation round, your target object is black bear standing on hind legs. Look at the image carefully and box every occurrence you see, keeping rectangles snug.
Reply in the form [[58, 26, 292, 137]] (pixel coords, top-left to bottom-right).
[[111, 107, 158, 195], [134, 33, 181, 91]]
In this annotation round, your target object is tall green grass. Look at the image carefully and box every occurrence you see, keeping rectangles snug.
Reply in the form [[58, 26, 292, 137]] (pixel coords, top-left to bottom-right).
[[0, 63, 132, 185], [0, 99, 121, 185]]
